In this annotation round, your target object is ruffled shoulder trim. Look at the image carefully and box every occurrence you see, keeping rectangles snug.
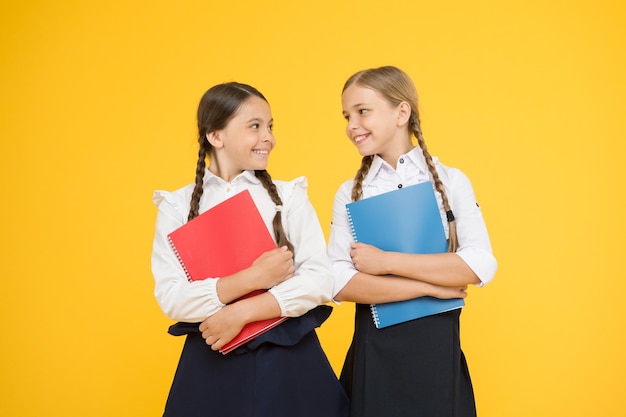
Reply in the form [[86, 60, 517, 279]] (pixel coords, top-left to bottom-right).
[[273, 176, 308, 205], [152, 184, 195, 208]]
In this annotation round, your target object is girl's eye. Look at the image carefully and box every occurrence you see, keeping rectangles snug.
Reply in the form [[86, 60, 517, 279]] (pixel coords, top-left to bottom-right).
[[343, 114, 350, 121], [268, 124, 273, 132], [359, 109, 368, 115], [251, 123, 259, 129]]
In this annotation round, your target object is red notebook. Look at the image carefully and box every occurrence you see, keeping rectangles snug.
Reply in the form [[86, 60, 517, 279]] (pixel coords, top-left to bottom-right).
[[167, 189, 287, 354]]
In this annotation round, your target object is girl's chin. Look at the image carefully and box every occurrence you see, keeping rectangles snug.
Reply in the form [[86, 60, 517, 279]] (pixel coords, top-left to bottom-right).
[[251, 161, 269, 171], [357, 147, 374, 157]]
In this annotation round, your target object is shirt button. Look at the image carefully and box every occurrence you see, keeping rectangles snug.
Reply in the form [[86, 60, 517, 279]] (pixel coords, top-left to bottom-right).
[[398, 184, 403, 189], [399, 158, 404, 164]]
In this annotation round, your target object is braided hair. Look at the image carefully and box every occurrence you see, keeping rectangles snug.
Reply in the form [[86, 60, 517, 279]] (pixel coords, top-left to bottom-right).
[[344, 66, 458, 252], [188, 82, 294, 253]]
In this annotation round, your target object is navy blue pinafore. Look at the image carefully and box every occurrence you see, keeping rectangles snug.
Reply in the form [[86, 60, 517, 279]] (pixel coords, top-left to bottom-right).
[[340, 304, 475, 417], [163, 305, 350, 417]]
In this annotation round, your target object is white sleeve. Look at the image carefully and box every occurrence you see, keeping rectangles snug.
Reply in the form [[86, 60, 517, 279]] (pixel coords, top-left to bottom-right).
[[151, 190, 225, 322], [267, 177, 335, 317], [445, 169, 498, 286], [327, 181, 359, 298]]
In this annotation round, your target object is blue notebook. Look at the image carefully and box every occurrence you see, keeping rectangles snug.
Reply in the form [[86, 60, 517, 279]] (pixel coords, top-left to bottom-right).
[[345, 181, 465, 329]]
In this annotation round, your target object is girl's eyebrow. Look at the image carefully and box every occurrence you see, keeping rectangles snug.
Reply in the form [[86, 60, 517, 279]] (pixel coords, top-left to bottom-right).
[[349, 102, 369, 109], [246, 117, 273, 124]]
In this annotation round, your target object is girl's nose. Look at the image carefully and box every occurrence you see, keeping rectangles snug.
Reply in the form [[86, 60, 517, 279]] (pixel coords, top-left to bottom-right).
[[262, 130, 274, 143]]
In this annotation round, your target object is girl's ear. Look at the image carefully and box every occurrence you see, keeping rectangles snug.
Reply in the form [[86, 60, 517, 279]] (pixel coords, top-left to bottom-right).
[[206, 131, 223, 149], [396, 101, 411, 127]]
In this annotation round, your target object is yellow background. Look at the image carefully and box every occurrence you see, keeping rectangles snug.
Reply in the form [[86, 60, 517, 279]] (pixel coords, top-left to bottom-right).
[[1, 1, 625, 416]]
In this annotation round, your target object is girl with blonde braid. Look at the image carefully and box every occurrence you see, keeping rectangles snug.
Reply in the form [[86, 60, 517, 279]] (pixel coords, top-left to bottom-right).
[[328, 66, 498, 417], [151, 82, 349, 417]]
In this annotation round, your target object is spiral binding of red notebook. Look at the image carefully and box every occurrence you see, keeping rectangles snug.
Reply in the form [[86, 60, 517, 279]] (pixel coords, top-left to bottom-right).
[[167, 189, 287, 354]]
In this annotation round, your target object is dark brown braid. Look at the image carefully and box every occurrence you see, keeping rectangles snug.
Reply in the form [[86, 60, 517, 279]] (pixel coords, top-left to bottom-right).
[[410, 114, 458, 252], [255, 170, 295, 254], [351, 155, 374, 202], [188, 136, 210, 222]]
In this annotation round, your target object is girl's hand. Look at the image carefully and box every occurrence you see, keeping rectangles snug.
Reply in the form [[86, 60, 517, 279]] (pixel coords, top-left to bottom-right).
[[251, 246, 295, 289], [350, 242, 390, 275], [199, 303, 246, 351]]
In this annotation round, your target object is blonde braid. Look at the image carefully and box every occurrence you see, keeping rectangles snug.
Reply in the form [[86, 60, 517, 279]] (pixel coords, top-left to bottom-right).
[[254, 170, 295, 254], [351, 155, 374, 202], [411, 115, 458, 252]]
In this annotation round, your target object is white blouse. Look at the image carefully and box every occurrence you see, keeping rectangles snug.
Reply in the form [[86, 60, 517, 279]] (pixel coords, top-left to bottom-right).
[[151, 170, 334, 322], [328, 147, 498, 297]]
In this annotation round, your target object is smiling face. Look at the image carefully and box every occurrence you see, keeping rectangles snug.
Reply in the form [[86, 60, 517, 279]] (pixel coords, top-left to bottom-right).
[[341, 84, 413, 165], [207, 95, 275, 182]]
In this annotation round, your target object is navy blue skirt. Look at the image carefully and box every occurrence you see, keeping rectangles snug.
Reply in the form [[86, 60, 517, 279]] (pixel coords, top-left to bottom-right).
[[340, 304, 476, 417], [163, 305, 350, 417]]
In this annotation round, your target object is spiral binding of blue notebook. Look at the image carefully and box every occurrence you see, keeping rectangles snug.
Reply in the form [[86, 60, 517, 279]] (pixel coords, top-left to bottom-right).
[[345, 181, 464, 329]]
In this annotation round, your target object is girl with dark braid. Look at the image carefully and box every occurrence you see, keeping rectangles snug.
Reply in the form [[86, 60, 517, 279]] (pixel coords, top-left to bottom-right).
[[151, 82, 349, 417], [328, 66, 498, 417]]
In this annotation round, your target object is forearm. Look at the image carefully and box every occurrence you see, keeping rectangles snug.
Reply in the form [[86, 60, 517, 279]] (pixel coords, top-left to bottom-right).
[[215, 267, 260, 305], [200, 290, 283, 351], [335, 272, 436, 304], [383, 252, 480, 286], [217, 246, 296, 304], [228, 291, 283, 322]]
